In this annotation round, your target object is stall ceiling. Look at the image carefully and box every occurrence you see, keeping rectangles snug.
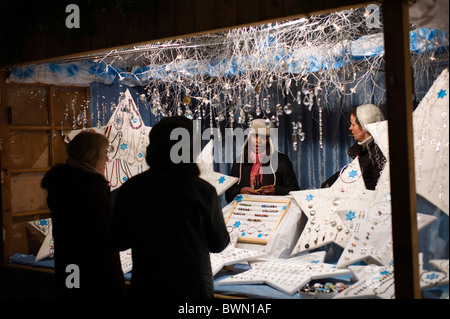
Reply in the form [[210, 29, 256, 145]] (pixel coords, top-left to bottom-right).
[[0, 0, 372, 68]]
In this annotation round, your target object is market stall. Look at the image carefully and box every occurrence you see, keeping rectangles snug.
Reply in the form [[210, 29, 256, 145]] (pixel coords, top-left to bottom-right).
[[0, 1, 448, 299]]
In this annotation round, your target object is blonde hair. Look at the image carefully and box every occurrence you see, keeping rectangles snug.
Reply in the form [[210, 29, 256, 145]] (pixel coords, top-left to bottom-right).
[[67, 131, 109, 167]]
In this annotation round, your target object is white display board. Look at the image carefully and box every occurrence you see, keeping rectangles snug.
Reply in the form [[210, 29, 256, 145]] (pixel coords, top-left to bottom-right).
[[225, 196, 291, 245]]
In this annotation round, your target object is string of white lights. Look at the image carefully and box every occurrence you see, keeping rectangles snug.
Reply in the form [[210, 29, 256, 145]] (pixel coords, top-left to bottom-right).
[[86, 7, 446, 127], [8, 6, 448, 147]]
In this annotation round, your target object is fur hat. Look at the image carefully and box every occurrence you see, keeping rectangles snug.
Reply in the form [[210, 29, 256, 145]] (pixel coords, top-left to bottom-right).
[[356, 104, 384, 132]]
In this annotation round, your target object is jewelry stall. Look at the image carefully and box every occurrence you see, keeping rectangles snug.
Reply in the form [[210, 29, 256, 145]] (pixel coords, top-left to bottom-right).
[[0, 1, 448, 299]]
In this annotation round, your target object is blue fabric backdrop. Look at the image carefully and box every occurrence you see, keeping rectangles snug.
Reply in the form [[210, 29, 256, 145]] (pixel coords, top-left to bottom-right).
[[90, 62, 447, 191]]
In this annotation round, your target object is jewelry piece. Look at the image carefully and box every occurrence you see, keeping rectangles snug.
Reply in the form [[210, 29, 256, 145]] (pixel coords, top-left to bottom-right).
[[239, 223, 248, 232], [118, 130, 129, 157], [105, 159, 119, 188], [118, 159, 132, 184], [108, 131, 122, 160], [126, 138, 135, 165], [135, 130, 147, 162], [128, 98, 143, 129], [114, 107, 124, 130], [257, 223, 266, 232], [233, 212, 246, 216], [339, 163, 361, 184]]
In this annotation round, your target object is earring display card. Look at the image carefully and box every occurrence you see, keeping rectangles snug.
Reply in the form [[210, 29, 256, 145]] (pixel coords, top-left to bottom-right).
[[334, 254, 449, 299], [217, 251, 352, 295], [210, 234, 266, 275], [225, 197, 291, 244], [120, 249, 133, 274]]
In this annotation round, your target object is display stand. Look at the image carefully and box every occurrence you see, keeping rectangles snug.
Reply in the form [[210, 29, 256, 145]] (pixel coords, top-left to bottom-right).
[[225, 197, 291, 245]]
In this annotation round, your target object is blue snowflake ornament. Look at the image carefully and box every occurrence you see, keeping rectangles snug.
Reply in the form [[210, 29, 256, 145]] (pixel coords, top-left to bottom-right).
[[437, 89, 447, 99], [346, 210, 356, 221], [348, 170, 358, 178], [39, 220, 48, 226]]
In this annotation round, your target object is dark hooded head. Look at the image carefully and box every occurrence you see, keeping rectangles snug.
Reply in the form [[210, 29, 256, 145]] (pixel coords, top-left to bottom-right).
[[146, 116, 200, 177]]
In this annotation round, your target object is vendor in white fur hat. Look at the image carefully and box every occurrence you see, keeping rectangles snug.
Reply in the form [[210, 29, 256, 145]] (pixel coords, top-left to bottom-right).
[[322, 104, 387, 190], [225, 118, 300, 202]]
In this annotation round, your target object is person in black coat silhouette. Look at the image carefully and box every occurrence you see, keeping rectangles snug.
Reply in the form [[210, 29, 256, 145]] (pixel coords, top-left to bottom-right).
[[42, 131, 126, 299], [111, 116, 230, 299]]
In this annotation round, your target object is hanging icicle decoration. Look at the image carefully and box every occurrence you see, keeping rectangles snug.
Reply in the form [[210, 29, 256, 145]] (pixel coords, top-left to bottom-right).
[[96, 100, 102, 129], [292, 121, 298, 151], [291, 118, 306, 151], [303, 90, 314, 111], [71, 99, 77, 130], [318, 98, 323, 149], [298, 120, 306, 142], [30, 6, 446, 150]]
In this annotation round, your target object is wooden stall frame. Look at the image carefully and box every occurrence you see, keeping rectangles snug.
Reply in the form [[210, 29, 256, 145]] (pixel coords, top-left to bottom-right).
[[0, 82, 90, 264], [0, 0, 429, 299], [382, 0, 421, 299]]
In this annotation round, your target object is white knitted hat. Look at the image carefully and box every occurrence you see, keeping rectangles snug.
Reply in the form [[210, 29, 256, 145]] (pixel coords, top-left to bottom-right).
[[356, 104, 384, 132], [249, 118, 274, 136]]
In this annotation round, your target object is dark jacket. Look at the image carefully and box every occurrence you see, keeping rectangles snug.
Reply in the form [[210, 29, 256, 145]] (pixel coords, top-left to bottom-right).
[[225, 151, 300, 203], [321, 139, 386, 190], [41, 163, 126, 299], [111, 168, 230, 299]]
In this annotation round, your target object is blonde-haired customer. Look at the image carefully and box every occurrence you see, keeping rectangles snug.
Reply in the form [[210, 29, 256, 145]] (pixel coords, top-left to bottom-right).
[[42, 131, 125, 299]]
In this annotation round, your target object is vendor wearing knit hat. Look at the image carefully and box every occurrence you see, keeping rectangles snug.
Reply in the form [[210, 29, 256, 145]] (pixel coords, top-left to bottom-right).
[[225, 118, 300, 202], [322, 104, 386, 190]]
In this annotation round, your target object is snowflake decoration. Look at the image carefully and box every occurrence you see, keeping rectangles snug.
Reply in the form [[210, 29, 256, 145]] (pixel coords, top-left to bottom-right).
[[345, 210, 356, 221], [348, 170, 358, 178], [437, 88, 447, 99]]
